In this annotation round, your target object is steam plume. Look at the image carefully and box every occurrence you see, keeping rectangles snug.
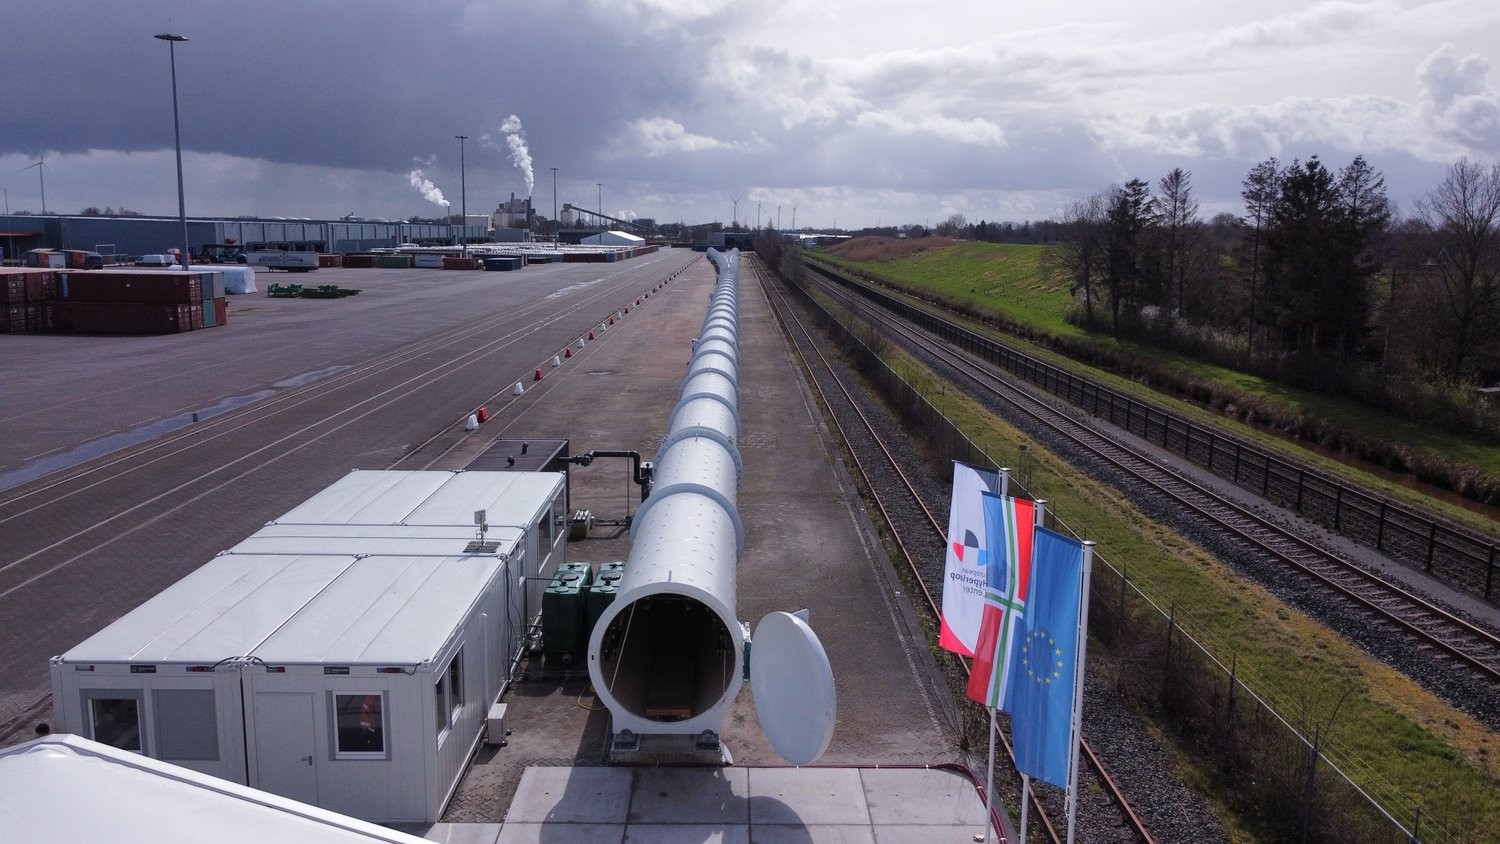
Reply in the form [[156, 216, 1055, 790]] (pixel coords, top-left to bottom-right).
[[407, 169, 450, 208], [500, 114, 534, 196]]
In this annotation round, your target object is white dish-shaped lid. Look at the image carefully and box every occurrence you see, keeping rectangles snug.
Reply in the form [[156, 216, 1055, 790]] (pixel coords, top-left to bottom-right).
[[751, 610, 836, 766]]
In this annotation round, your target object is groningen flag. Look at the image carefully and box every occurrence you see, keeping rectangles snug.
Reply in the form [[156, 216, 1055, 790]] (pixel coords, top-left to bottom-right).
[[1004, 526, 1086, 789], [939, 462, 1002, 656], [964, 493, 1035, 706]]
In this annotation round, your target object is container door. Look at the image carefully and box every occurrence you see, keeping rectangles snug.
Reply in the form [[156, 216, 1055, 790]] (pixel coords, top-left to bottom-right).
[[253, 692, 318, 804]]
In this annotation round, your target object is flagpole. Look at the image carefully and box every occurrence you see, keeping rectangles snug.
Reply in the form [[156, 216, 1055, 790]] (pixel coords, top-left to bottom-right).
[[1019, 774, 1031, 840], [999, 467, 1009, 497], [1064, 541, 1096, 844], [983, 705, 997, 843]]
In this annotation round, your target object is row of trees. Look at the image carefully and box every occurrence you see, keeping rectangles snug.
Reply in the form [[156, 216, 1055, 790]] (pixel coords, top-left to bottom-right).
[[1039, 158, 1500, 394]]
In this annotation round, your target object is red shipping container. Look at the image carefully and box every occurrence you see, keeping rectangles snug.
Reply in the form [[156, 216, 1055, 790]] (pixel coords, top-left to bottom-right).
[[318, 254, 343, 267], [49, 301, 195, 334], [1, 304, 24, 333], [57, 271, 205, 305], [214, 297, 227, 326]]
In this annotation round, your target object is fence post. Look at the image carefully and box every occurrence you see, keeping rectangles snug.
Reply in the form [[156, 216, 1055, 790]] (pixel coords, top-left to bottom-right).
[[1487, 546, 1496, 601], [1234, 444, 1243, 482], [1425, 522, 1437, 573], [1163, 603, 1177, 710], [1262, 454, 1272, 497], [1207, 434, 1215, 472], [1296, 469, 1305, 512], [1301, 727, 1321, 844], [1334, 486, 1343, 531], [1376, 503, 1387, 551], [1224, 655, 1238, 770]]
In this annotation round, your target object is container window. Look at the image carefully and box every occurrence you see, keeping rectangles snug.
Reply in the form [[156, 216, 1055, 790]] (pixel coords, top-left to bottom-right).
[[86, 693, 143, 752], [434, 676, 447, 737], [153, 689, 219, 761], [333, 693, 385, 755], [447, 649, 463, 717]]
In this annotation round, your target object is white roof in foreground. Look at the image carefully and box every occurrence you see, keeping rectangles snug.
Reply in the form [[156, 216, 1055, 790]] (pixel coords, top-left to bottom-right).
[[0, 735, 428, 843]]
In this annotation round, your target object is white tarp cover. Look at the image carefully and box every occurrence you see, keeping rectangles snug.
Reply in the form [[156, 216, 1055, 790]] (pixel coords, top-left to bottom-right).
[[186, 263, 257, 294], [0, 735, 427, 843], [580, 230, 644, 246]]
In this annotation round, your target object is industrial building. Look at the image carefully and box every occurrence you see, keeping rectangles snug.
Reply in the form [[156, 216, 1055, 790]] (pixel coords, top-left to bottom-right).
[[0, 214, 496, 263]]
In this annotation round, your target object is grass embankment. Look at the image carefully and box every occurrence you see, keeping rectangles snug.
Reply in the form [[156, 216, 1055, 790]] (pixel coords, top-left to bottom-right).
[[859, 313, 1500, 840], [814, 239, 1500, 535]]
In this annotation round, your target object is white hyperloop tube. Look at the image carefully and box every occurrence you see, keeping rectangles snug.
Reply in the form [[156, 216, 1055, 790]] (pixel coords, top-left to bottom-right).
[[587, 248, 834, 761]]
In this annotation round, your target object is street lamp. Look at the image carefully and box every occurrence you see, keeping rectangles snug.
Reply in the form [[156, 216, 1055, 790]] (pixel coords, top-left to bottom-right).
[[550, 167, 558, 246], [455, 134, 468, 257], [154, 32, 190, 271]]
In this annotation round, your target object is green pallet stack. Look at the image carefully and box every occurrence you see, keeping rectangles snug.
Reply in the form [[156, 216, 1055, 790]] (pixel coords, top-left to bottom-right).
[[541, 563, 593, 666]]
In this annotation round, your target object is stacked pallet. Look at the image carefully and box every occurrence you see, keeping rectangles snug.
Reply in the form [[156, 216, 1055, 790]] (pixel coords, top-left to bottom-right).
[[48, 270, 228, 335], [0, 268, 57, 333]]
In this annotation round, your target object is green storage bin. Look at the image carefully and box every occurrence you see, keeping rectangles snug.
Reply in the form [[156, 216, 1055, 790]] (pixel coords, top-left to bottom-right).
[[585, 563, 624, 641], [541, 563, 592, 666]]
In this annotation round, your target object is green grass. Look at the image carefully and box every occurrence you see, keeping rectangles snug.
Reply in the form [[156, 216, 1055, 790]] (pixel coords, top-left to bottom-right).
[[872, 330, 1500, 841], [811, 241, 1500, 533]]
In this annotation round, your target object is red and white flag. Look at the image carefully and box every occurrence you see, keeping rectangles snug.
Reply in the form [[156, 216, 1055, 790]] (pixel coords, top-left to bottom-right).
[[939, 462, 1002, 656]]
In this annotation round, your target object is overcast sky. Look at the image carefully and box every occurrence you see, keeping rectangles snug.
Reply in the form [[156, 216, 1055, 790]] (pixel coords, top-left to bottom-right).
[[2, 1, 1498, 230]]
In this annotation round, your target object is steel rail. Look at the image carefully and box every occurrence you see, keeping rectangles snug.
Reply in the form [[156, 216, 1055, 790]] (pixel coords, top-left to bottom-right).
[[808, 269, 1500, 686], [758, 257, 1159, 844]]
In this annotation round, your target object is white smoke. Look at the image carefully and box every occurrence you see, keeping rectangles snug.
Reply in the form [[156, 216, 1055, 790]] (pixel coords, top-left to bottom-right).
[[499, 114, 534, 196], [407, 169, 450, 208]]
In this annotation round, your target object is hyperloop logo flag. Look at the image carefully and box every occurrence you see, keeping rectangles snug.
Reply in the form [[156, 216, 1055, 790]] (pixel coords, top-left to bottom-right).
[[939, 462, 1001, 656], [1004, 526, 1085, 789], [964, 493, 1035, 707]]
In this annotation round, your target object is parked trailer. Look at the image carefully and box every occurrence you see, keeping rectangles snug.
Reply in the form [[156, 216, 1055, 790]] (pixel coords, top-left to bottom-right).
[[246, 251, 319, 272], [51, 470, 566, 824]]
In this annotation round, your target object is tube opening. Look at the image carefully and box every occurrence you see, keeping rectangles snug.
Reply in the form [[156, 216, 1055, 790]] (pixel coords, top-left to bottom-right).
[[595, 595, 735, 722]]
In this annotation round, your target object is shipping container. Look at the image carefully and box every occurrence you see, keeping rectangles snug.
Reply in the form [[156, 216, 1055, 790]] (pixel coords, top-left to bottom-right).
[[48, 301, 194, 334], [56, 271, 206, 305], [51, 470, 567, 824], [214, 297, 227, 326]]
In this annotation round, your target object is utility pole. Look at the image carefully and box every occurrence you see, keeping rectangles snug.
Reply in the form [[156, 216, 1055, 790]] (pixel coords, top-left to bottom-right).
[[154, 33, 190, 270], [455, 134, 468, 257]]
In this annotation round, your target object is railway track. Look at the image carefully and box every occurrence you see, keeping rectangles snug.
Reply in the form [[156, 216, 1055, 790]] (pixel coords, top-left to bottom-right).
[[753, 257, 1154, 844], [802, 265, 1500, 689]]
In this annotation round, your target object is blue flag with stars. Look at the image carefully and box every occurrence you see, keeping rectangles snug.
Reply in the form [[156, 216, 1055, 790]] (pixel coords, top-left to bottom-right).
[[1002, 526, 1085, 789]]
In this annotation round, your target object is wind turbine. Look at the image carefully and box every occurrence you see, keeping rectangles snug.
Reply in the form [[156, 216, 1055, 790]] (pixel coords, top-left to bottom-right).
[[17, 154, 51, 214], [730, 196, 740, 229]]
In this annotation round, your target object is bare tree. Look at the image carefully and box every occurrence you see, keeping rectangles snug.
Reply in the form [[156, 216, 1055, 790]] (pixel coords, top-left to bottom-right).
[[1045, 194, 1109, 328], [1412, 157, 1500, 380]]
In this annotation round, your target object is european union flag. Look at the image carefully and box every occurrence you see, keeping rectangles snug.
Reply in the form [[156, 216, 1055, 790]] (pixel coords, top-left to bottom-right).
[[1003, 526, 1085, 789]]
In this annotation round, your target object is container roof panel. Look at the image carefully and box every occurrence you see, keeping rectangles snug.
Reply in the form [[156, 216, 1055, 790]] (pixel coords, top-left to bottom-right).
[[59, 554, 356, 663], [255, 556, 499, 665], [270, 470, 448, 525], [404, 471, 562, 528], [229, 524, 524, 559]]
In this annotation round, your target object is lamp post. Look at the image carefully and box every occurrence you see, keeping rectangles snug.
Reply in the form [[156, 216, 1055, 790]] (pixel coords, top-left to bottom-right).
[[455, 134, 468, 257], [154, 33, 190, 271], [550, 167, 558, 246]]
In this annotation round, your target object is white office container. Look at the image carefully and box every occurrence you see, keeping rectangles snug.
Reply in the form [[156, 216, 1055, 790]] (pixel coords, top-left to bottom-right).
[[51, 470, 566, 823]]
